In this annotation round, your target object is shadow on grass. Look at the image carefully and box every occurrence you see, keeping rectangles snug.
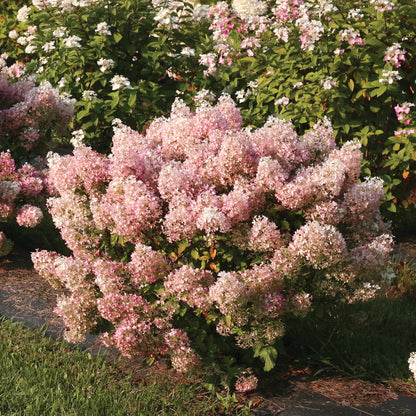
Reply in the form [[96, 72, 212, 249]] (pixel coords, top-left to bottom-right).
[[282, 295, 416, 381]]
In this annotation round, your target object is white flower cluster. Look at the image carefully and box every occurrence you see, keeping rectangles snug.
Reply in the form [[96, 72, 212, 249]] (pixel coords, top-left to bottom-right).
[[192, 3, 210, 22], [110, 75, 133, 91], [63, 35, 82, 48], [97, 58, 115, 72], [82, 90, 98, 101], [17, 5, 31, 22], [275, 96, 290, 106], [236, 80, 258, 104], [181, 47, 195, 57], [193, 89, 216, 104], [0, 53, 8, 68], [369, 0, 397, 12], [95, 22, 112, 36], [53, 27, 67, 38], [71, 129, 85, 148], [321, 76, 337, 90], [32, 0, 92, 11], [347, 8, 364, 20], [409, 352, 416, 382], [379, 69, 402, 84], [232, 0, 268, 19], [42, 41, 56, 53], [154, 8, 179, 28]]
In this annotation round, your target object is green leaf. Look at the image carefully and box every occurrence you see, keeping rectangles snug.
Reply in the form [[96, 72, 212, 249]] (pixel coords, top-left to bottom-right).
[[370, 85, 387, 97], [254, 346, 278, 372], [386, 202, 397, 212], [113, 33, 123, 43], [348, 79, 354, 92], [76, 109, 90, 121], [128, 93, 137, 107], [177, 239, 190, 255]]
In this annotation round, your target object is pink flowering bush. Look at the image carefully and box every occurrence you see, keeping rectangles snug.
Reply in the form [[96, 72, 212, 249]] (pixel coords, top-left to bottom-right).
[[0, 61, 74, 253], [194, 0, 416, 227], [0, 149, 49, 254], [32, 98, 393, 383], [0, 62, 75, 162]]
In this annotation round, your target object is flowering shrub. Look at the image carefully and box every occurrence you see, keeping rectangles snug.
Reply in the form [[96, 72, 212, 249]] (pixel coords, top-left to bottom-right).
[[8, 0, 210, 152], [0, 62, 74, 254], [0, 63, 75, 162], [195, 0, 416, 223], [0, 149, 49, 255], [32, 98, 393, 381]]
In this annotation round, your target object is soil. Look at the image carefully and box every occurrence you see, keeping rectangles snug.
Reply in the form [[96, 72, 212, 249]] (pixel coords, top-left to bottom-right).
[[1, 235, 416, 415]]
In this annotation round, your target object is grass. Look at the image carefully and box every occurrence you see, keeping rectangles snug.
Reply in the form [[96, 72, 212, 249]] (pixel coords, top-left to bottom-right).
[[0, 317, 250, 416]]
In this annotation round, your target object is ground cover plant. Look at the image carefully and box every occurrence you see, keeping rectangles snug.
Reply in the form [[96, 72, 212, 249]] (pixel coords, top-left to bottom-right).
[[0, 316, 249, 415], [32, 97, 393, 388]]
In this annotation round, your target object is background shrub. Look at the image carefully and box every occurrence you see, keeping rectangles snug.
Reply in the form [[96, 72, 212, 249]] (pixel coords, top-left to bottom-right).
[[192, 0, 416, 228], [0, 68, 74, 254], [8, 0, 211, 153]]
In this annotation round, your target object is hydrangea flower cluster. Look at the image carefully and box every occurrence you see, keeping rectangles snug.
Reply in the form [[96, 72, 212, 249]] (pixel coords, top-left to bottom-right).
[[384, 43, 406, 68], [200, 0, 367, 75], [0, 64, 75, 159], [409, 352, 416, 383], [32, 98, 392, 374], [0, 150, 48, 253]]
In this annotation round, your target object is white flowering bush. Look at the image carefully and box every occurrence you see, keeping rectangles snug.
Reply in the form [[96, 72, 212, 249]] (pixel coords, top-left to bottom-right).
[[8, 0, 210, 152], [32, 98, 393, 383], [194, 0, 416, 226]]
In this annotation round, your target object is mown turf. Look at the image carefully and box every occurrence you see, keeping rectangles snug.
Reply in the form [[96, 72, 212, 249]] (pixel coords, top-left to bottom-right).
[[0, 317, 245, 416]]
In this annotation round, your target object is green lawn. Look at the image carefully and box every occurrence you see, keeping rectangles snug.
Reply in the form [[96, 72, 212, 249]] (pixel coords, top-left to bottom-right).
[[0, 317, 249, 416]]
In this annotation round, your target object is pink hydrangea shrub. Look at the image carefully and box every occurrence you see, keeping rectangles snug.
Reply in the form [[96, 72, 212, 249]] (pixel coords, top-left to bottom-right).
[[0, 63, 75, 159], [32, 97, 393, 374], [0, 151, 47, 245]]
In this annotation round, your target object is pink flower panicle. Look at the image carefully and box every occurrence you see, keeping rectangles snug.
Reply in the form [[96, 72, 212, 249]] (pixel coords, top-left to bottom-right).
[[16, 204, 43, 227], [384, 43, 406, 68]]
